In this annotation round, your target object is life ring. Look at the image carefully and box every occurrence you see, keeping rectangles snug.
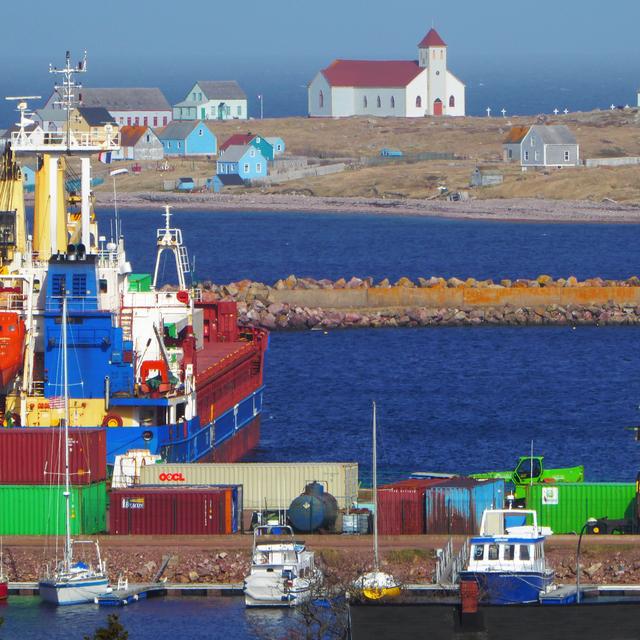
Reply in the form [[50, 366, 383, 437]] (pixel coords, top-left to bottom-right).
[[102, 414, 123, 428]]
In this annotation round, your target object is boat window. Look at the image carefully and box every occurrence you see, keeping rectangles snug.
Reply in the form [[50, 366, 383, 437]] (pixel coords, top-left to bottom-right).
[[488, 544, 499, 560], [502, 544, 515, 561], [519, 545, 530, 561], [472, 545, 484, 561], [516, 458, 541, 479]]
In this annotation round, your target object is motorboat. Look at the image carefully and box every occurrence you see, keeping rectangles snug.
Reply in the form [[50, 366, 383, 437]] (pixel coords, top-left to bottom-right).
[[244, 525, 321, 607], [459, 508, 555, 604]]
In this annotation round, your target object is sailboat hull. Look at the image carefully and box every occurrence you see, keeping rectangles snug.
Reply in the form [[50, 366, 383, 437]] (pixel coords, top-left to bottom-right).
[[0, 579, 7, 601], [39, 576, 109, 605]]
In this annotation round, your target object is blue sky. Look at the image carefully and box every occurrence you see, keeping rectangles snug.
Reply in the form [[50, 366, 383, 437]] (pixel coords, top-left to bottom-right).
[[0, 1, 638, 120]]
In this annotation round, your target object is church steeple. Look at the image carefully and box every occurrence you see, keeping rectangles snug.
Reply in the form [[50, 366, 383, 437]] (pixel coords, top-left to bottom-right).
[[418, 28, 447, 49], [418, 27, 447, 68]]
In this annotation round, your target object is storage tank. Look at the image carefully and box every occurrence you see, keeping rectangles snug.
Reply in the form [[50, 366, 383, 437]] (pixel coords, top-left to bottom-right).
[[288, 482, 338, 532]]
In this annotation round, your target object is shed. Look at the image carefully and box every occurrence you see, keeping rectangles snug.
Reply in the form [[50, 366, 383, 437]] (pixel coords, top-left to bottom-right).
[[209, 174, 246, 193], [156, 120, 217, 156], [470, 166, 503, 187]]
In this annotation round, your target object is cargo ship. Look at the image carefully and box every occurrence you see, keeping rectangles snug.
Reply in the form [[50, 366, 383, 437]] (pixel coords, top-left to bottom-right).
[[0, 52, 267, 465]]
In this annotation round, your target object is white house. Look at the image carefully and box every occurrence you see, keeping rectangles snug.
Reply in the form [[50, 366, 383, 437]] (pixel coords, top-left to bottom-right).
[[173, 81, 248, 121], [308, 28, 465, 118], [44, 87, 172, 129]]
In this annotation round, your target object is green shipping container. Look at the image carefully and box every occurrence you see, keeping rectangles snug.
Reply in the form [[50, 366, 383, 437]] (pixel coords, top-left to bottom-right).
[[0, 482, 107, 535], [525, 482, 636, 534], [128, 273, 152, 293]]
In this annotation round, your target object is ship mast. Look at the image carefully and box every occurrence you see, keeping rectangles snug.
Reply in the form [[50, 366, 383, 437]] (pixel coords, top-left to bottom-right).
[[61, 296, 72, 572], [372, 400, 379, 572]]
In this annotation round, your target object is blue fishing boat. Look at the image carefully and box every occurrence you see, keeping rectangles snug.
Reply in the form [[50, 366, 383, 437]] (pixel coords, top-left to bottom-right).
[[459, 508, 555, 605]]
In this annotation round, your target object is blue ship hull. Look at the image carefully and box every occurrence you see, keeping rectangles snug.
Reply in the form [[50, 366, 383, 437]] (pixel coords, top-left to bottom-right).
[[104, 387, 264, 464], [460, 570, 555, 605]]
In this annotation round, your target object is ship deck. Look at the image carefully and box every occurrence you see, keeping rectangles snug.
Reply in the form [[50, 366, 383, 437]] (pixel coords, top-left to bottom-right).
[[196, 340, 256, 381]]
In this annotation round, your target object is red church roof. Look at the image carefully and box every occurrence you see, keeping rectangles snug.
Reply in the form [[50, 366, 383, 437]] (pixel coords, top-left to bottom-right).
[[321, 60, 423, 88], [220, 133, 254, 152], [418, 28, 446, 48]]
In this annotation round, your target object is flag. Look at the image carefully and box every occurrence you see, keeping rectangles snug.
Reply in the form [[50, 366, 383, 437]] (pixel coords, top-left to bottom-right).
[[98, 151, 112, 164], [49, 396, 65, 409]]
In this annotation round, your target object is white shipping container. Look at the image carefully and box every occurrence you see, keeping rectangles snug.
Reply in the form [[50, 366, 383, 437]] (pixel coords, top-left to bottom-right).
[[138, 462, 359, 509]]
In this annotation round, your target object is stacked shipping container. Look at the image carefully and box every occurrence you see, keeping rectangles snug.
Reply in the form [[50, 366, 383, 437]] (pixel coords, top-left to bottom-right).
[[0, 429, 107, 534], [377, 479, 444, 535], [109, 486, 243, 535]]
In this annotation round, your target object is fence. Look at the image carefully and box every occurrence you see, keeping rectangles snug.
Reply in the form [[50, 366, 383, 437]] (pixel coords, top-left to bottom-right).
[[250, 163, 347, 185], [360, 151, 455, 166], [585, 157, 640, 168]]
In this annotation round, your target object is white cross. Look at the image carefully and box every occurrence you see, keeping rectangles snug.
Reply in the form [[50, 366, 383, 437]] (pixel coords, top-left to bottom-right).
[[553, 108, 559, 115], [486, 107, 491, 117], [610, 104, 616, 110], [501, 108, 506, 117], [563, 108, 569, 115]]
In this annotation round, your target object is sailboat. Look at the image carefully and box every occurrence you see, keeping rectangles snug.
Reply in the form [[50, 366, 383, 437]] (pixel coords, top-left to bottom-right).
[[355, 401, 401, 600], [0, 540, 8, 601], [38, 298, 110, 605]]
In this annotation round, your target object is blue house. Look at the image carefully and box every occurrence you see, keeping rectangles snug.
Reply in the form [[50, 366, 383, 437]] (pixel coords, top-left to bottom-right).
[[156, 121, 217, 156], [216, 145, 268, 180], [20, 163, 36, 192], [266, 137, 286, 156]]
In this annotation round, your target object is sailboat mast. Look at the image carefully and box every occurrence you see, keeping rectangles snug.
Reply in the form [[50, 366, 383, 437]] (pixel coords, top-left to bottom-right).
[[372, 401, 379, 571], [62, 297, 72, 572]]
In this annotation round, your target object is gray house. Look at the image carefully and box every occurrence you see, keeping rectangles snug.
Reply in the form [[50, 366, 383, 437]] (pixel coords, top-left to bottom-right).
[[503, 125, 579, 168]]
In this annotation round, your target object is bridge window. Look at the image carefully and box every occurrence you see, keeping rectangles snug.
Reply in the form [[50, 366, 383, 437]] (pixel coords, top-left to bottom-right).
[[502, 544, 515, 561], [519, 545, 530, 561], [472, 545, 484, 561], [52, 275, 66, 296], [72, 274, 87, 297], [487, 544, 499, 560]]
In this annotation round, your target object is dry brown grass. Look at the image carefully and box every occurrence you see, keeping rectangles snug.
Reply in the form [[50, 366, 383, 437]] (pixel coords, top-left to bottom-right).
[[91, 109, 640, 202]]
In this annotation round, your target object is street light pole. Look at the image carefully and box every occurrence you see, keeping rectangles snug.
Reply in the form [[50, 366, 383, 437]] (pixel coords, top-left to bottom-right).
[[576, 517, 597, 604]]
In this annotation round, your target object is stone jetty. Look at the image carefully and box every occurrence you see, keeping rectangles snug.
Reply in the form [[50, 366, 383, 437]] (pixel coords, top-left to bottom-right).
[[194, 275, 640, 330]]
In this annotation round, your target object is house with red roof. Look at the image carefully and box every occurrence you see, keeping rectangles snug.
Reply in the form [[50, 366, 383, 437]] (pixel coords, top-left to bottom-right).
[[113, 125, 164, 161], [308, 28, 465, 118]]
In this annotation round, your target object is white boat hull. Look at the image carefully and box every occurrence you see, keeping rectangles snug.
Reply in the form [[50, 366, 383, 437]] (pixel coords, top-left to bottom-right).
[[244, 574, 313, 608], [39, 576, 110, 605]]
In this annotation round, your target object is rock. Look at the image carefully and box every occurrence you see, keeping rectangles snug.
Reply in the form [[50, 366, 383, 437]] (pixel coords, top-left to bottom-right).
[[267, 303, 285, 316], [500, 279, 512, 288], [537, 274, 554, 286], [346, 277, 363, 289], [274, 279, 286, 290], [284, 274, 298, 288], [218, 552, 228, 560], [395, 277, 415, 288], [334, 278, 347, 289], [143, 561, 157, 575], [565, 276, 578, 287], [447, 277, 464, 288], [628, 276, 640, 286], [464, 278, 477, 288], [259, 312, 277, 330], [377, 278, 391, 288], [222, 284, 239, 297], [584, 562, 603, 578], [417, 277, 430, 288], [188, 571, 200, 582]]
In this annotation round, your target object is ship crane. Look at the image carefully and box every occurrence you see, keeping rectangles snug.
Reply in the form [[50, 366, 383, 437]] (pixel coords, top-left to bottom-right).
[[152, 205, 190, 291]]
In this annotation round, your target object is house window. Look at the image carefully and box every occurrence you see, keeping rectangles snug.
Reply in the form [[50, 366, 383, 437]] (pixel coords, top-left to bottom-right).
[[416, 96, 422, 108], [163, 117, 168, 125], [134, 117, 139, 125], [192, 92, 196, 100], [277, 144, 282, 151], [390, 96, 395, 108], [256, 162, 262, 173], [143, 116, 148, 126], [127, 117, 132, 126], [250, 148, 255, 157], [243, 163, 249, 173], [564, 150, 570, 161], [508, 149, 513, 159], [146, 135, 150, 142], [363, 96, 368, 108], [198, 128, 203, 136], [449, 95, 455, 108], [524, 151, 529, 161], [198, 93, 202, 101], [376, 96, 381, 108], [177, 141, 181, 149], [530, 137, 535, 146], [119, 117, 124, 124], [167, 142, 171, 149], [237, 105, 242, 116], [319, 90, 324, 108], [534, 151, 539, 161], [440, 50, 444, 59]]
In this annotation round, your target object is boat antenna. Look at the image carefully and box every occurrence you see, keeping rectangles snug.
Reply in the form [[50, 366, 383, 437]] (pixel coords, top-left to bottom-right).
[[50, 50, 87, 153], [530, 440, 534, 486], [372, 400, 379, 571]]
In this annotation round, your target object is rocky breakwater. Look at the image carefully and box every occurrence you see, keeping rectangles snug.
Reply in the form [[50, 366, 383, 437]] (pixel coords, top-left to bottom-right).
[[196, 274, 640, 330]]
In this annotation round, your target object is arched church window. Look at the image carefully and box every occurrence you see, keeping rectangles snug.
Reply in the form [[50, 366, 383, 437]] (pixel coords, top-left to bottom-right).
[[376, 96, 381, 108], [416, 96, 422, 108], [319, 91, 324, 108], [390, 96, 395, 109], [449, 95, 455, 108], [363, 96, 368, 108]]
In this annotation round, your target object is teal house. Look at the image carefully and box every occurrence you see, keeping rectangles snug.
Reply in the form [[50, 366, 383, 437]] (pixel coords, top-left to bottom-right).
[[216, 145, 268, 180], [220, 133, 274, 161], [156, 121, 217, 156], [266, 137, 286, 156]]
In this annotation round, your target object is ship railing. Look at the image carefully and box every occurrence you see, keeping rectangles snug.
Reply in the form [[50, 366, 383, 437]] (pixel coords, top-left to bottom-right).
[[45, 295, 100, 313], [0, 293, 24, 310], [156, 227, 183, 246], [96, 249, 119, 267], [10, 128, 121, 153]]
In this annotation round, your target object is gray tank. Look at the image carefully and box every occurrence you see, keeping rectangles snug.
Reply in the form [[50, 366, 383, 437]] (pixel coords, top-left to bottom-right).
[[288, 481, 339, 532]]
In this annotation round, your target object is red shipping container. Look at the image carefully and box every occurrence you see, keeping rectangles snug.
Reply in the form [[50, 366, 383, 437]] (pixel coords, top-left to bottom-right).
[[110, 487, 231, 535], [0, 428, 106, 485], [377, 479, 443, 535]]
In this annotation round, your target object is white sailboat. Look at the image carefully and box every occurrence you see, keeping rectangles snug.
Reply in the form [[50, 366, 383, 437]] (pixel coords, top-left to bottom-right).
[[355, 401, 401, 600], [39, 297, 110, 605]]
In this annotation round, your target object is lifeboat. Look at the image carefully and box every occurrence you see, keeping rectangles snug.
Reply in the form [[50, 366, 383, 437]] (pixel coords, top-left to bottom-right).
[[0, 312, 24, 389]]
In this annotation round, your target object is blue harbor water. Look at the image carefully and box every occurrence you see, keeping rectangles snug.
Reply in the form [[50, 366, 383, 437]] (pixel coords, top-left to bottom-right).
[[8, 209, 640, 636]]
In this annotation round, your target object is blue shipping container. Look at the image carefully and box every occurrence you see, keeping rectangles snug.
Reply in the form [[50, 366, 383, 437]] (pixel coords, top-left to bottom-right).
[[424, 478, 505, 535]]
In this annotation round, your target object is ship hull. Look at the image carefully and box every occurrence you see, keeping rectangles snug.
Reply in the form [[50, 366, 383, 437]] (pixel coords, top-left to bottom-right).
[[104, 386, 264, 464], [39, 576, 110, 605], [459, 571, 554, 605]]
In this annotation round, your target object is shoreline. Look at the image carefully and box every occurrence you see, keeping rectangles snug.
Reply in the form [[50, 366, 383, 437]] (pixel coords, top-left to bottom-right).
[[92, 192, 640, 224]]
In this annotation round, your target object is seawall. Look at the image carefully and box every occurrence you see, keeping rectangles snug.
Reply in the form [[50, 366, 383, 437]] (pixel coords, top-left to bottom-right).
[[198, 275, 640, 330]]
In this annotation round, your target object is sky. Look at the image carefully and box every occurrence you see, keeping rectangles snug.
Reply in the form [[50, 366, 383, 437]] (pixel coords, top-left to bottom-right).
[[0, 0, 638, 120]]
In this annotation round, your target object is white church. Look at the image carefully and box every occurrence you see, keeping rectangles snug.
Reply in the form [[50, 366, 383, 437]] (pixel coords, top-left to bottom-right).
[[308, 28, 465, 118]]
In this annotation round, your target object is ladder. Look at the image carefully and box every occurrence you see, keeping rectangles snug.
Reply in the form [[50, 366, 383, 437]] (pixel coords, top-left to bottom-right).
[[120, 307, 134, 341]]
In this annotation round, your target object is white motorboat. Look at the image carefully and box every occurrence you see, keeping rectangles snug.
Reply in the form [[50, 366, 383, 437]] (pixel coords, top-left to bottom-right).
[[244, 525, 321, 607]]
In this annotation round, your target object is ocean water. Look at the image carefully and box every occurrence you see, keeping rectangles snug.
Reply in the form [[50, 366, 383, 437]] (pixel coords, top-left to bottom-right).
[[103, 208, 640, 484]]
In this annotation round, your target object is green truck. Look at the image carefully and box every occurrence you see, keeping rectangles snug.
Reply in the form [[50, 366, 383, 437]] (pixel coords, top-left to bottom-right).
[[470, 456, 584, 501]]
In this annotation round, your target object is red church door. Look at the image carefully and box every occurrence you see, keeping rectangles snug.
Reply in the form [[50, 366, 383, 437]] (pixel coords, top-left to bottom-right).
[[433, 99, 443, 116]]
